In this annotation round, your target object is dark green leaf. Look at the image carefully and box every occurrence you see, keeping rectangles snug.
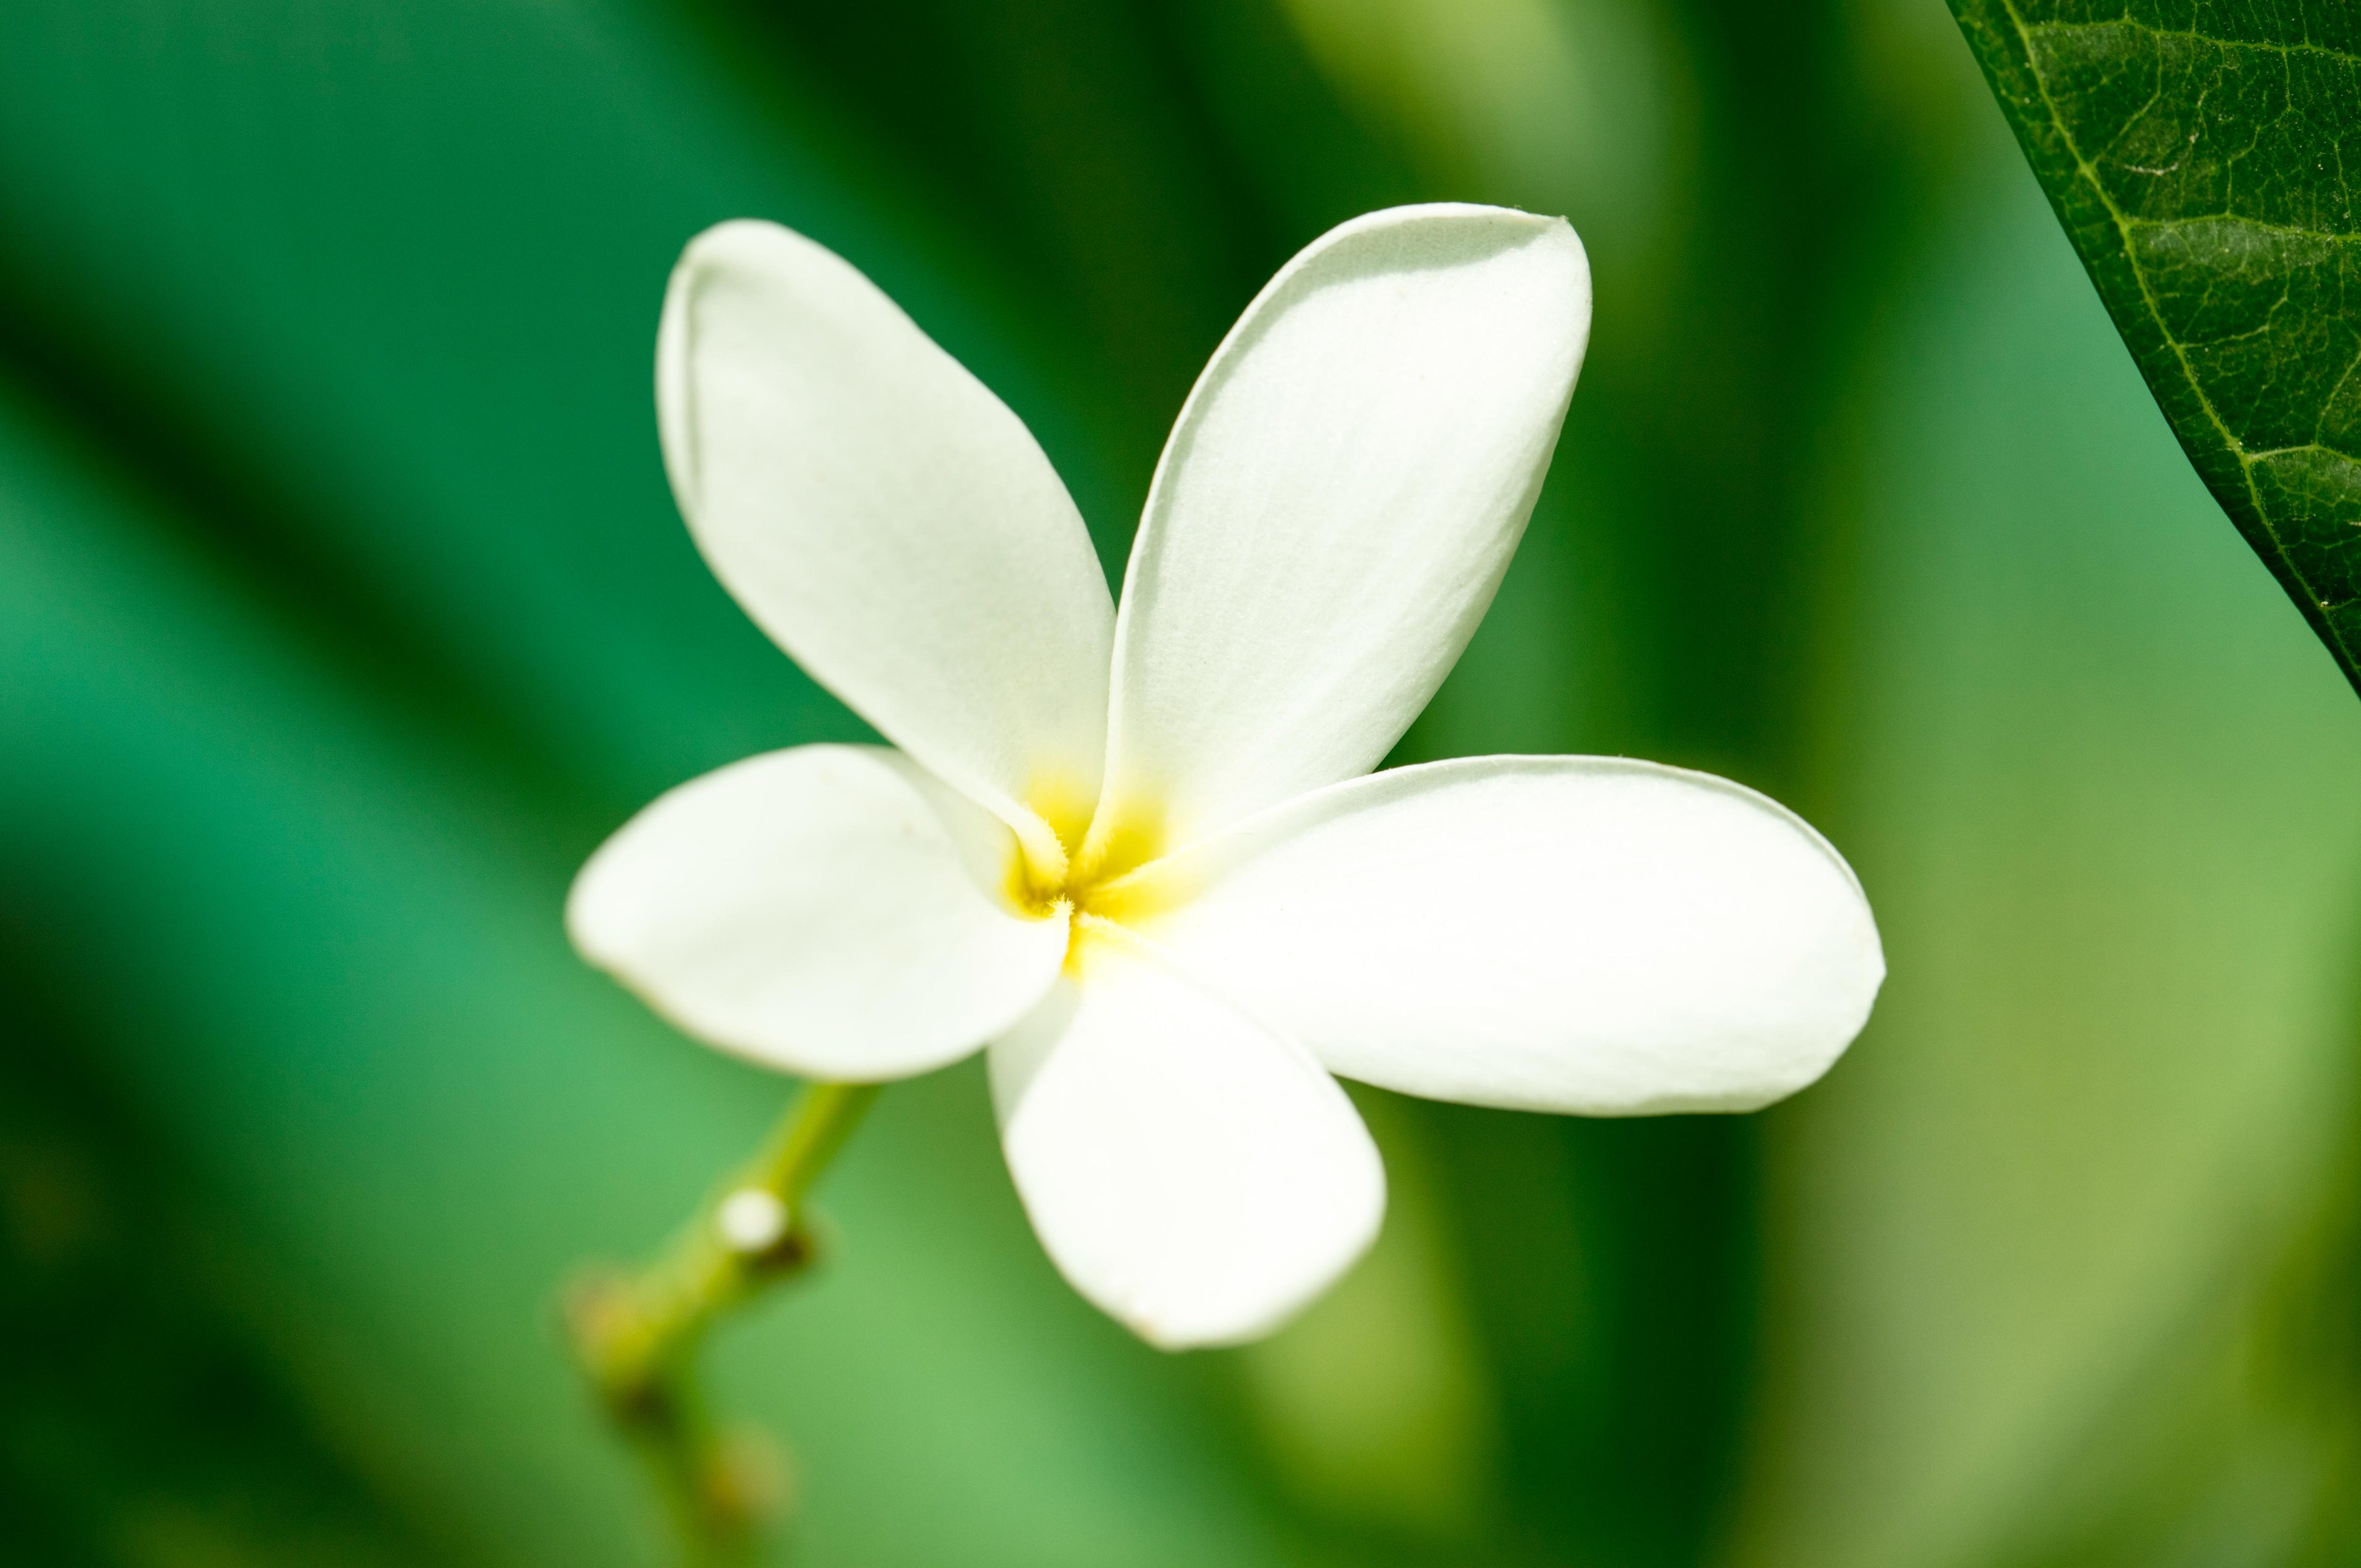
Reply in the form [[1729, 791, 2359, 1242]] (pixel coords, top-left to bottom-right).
[[1947, 0, 2361, 690], [0, 988, 456, 1568]]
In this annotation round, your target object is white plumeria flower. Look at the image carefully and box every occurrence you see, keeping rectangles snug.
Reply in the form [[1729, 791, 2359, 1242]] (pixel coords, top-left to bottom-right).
[[570, 204, 1883, 1349]]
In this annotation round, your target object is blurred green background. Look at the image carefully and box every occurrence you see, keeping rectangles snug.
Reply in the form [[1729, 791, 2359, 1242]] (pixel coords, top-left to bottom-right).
[[4, 1, 2359, 1565]]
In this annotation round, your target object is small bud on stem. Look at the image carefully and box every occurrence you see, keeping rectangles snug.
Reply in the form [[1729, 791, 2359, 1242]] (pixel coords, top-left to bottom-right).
[[565, 1082, 879, 1566]]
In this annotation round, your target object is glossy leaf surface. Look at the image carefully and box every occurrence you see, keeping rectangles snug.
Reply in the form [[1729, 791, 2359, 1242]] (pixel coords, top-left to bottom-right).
[[1950, 0, 2361, 690]]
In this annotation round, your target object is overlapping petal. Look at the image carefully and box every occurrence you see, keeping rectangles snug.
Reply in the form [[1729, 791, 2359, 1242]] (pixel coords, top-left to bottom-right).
[[1115, 757, 1883, 1115], [660, 221, 1113, 871], [990, 931, 1385, 1349], [1086, 205, 1591, 867], [569, 746, 1069, 1082]]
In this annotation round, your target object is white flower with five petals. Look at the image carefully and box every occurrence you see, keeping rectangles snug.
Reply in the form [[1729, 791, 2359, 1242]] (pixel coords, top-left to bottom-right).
[[569, 204, 1883, 1349]]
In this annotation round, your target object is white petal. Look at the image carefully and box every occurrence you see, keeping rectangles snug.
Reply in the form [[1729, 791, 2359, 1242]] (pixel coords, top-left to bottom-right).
[[660, 221, 1113, 869], [991, 931, 1385, 1349], [569, 745, 1069, 1081], [1088, 205, 1591, 864], [1118, 757, 1883, 1115]]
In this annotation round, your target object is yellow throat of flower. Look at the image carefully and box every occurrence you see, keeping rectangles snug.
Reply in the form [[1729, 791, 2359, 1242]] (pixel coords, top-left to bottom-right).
[[1006, 778, 1174, 949]]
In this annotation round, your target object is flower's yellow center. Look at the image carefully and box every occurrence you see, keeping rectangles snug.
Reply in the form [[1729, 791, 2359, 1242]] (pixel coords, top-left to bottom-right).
[[1007, 782, 1174, 964]]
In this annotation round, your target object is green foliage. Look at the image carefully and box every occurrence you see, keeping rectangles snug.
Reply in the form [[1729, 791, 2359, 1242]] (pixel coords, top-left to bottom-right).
[[1948, 0, 2361, 692], [6, 2, 2361, 1566], [1724, 149, 2361, 1564], [0, 972, 448, 1568]]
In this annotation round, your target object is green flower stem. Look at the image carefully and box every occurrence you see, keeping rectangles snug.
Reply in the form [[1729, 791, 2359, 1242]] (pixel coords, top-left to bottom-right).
[[568, 1081, 880, 1566]]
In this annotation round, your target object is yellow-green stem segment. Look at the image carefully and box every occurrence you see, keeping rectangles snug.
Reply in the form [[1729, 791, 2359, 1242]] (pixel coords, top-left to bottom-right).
[[567, 1081, 880, 1566]]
